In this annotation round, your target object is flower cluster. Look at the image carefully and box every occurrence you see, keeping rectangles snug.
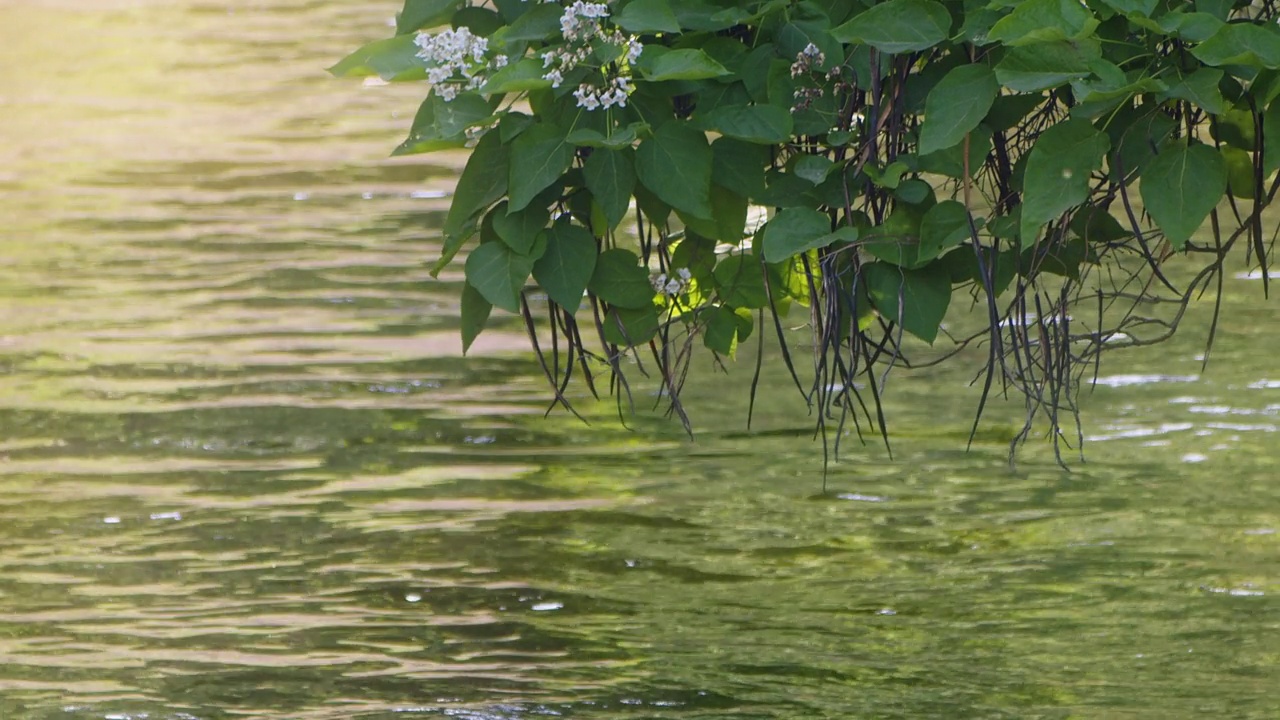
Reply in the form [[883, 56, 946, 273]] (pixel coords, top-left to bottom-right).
[[651, 268, 692, 297], [414, 26, 507, 101], [573, 76, 631, 110], [790, 43, 825, 77], [789, 43, 850, 112], [539, 1, 642, 109]]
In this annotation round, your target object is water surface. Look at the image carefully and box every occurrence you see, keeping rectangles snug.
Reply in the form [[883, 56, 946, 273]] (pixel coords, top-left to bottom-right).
[[2, 2, 1279, 718]]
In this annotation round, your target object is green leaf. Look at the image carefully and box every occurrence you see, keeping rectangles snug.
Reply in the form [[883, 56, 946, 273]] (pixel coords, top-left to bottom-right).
[[1022, 236, 1089, 280], [1192, 24, 1280, 70], [987, 0, 1098, 47], [508, 122, 573, 212], [1139, 142, 1227, 250], [616, 0, 681, 33], [713, 254, 770, 309], [918, 201, 972, 262], [1264, 97, 1280, 174], [603, 305, 661, 346], [453, 6, 503, 36], [460, 281, 492, 354], [703, 305, 744, 355], [1070, 205, 1130, 244], [584, 147, 636, 231], [1097, 0, 1157, 17], [918, 64, 1000, 155], [465, 240, 535, 313], [709, 186, 748, 244], [1157, 12, 1224, 43], [533, 221, 597, 312], [589, 248, 654, 309], [1195, 0, 1233, 20], [328, 34, 424, 81], [697, 104, 793, 144], [1210, 107, 1256, 151], [1020, 117, 1110, 242], [832, 0, 952, 54], [995, 39, 1099, 92], [864, 263, 951, 344], [393, 92, 493, 155], [712, 137, 768, 199], [793, 154, 834, 185], [918, 125, 994, 178], [1221, 145, 1256, 199], [491, 201, 550, 255], [1108, 106, 1176, 181], [397, 0, 461, 34], [636, 122, 714, 220], [437, 131, 509, 275], [675, 1, 753, 31], [481, 57, 555, 94], [503, 2, 563, 41], [1158, 67, 1227, 115], [567, 122, 648, 149], [761, 208, 832, 263], [861, 207, 926, 268], [638, 48, 731, 82]]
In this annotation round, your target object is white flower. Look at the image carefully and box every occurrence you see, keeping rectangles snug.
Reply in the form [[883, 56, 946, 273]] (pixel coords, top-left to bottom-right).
[[435, 83, 459, 101], [574, 84, 602, 109], [651, 269, 692, 297], [414, 26, 493, 102]]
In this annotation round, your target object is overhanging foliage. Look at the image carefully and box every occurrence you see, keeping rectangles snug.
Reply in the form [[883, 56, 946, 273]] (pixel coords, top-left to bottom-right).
[[335, 0, 1279, 464]]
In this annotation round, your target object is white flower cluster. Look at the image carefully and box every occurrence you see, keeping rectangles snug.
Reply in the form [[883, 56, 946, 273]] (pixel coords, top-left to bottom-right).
[[539, 1, 642, 109], [414, 26, 508, 101], [573, 76, 631, 110], [651, 268, 692, 297]]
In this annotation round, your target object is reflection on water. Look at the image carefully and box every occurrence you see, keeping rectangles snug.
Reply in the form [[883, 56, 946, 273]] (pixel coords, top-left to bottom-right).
[[2, 1, 1280, 718]]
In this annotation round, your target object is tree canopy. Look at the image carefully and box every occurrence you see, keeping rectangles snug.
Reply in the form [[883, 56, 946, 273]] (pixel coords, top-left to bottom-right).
[[334, 0, 1280, 462]]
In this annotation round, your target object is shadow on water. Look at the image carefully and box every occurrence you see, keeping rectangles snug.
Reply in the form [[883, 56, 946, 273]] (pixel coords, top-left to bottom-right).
[[2, 1, 1280, 718]]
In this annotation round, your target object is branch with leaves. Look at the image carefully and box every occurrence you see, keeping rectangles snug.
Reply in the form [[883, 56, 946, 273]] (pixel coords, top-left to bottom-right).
[[334, 0, 1279, 463]]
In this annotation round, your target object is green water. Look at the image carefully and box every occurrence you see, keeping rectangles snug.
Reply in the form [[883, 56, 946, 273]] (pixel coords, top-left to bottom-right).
[[2, 2, 1279, 718]]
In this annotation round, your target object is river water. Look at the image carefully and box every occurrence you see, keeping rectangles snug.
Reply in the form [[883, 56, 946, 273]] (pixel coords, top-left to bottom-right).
[[1, 2, 1278, 718]]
